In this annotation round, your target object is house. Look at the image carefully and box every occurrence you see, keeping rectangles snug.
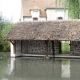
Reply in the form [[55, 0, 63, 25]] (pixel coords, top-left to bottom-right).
[[5, 0, 80, 58], [5, 20, 80, 58], [21, 0, 68, 21]]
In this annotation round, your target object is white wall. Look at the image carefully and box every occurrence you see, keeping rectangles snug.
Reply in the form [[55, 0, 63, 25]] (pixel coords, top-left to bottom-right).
[[23, 17, 46, 21], [10, 42, 15, 57], [31, 10, 40, 18], [56, 9, 68, 20], [46, 9, 68, 20], [10, 41, 22, 57], [39, 17, 46, 21], [46, 9, 56, 20], [22, 9, 68, 21], [23, 17, 32, 21], [23, 10, 46, 21]]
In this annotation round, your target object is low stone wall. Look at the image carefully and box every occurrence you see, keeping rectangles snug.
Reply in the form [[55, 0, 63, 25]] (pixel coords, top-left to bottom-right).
[[27, 41, 49, 55], [15, 41, 21, 54], [70, 41, 80, 56], [22, 40, 53, 55], [54, 41, 61, 55], [15, 40, 61, 55], [14, 40, 80, 56]]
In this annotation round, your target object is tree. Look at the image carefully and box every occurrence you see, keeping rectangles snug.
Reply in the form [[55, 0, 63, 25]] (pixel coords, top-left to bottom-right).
[[0, 14, 14, 52], [57, 0, 80, 19], [66, 0, 80, 19]]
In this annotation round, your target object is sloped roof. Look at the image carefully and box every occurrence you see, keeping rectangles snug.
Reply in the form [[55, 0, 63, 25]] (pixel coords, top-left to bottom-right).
[[5, 20, 80, 41], [47, 0, 65, 8], [30, 6, 41, 10], [22, 0, 65, 17]]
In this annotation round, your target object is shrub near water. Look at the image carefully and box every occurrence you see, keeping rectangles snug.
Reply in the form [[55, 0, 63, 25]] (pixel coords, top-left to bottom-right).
[[0, 16, 14, 52]]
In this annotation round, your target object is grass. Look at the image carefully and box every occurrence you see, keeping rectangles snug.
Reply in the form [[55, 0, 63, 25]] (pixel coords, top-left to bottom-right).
[[61, 41, 70, 54]]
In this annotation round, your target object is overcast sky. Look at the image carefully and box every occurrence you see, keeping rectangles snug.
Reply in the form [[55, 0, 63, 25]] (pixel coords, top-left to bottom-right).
[[0, 0, 21, 23]]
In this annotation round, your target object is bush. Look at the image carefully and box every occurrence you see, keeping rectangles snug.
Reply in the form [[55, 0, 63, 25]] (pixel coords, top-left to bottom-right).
[[0, 15, 14, 52]]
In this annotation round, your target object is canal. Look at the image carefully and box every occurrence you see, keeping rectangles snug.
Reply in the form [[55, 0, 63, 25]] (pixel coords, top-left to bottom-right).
[[0, 53, 80, 80]]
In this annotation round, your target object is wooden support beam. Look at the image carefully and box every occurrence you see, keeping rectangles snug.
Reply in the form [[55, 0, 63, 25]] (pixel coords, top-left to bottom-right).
[[10, 40, 14, 45], [52, 41, 55, 57], [45, 40, 49, 59], [59, 41, 61, 54], [21, 40, 22, 53]]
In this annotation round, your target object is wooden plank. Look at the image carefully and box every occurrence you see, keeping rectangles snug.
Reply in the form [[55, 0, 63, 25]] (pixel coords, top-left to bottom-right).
[[45, 41, 49, 59], [59, 41, 61, 54], [52, 41, 54, 55]]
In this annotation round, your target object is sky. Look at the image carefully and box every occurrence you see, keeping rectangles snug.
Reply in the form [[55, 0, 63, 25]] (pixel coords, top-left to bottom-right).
[[0, 0, 21, 23]]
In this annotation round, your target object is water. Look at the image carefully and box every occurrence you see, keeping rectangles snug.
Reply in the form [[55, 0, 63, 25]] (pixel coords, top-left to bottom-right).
[[0, 53, 80, 80]]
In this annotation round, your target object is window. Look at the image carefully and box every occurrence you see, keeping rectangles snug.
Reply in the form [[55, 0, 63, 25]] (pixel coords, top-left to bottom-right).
[[31, 10, 40, 19], [33, 17, 38, 20], [32, 11, 39, 17], [57, 17, 63, 20]]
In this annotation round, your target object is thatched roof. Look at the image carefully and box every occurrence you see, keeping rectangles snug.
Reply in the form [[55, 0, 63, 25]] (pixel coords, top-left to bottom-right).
[[5, 20, 80, 41]]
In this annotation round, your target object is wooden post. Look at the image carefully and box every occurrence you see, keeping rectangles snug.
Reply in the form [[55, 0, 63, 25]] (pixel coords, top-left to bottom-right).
[[52, 41, 55, 57], [45, 40, 49, 59], [59, 41, 61, 54], [21, 40, 22, 53]]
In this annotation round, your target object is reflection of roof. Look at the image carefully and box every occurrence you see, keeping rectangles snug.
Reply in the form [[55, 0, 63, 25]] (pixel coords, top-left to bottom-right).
[[5, 20, 80, 41], [22, 0, 65, 17]]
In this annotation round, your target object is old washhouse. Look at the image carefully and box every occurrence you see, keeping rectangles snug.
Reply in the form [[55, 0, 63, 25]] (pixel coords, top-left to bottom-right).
[[5, 20, 80, 58]]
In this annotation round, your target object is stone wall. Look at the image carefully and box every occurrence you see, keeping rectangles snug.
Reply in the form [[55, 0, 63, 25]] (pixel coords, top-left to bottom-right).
[[54, 41, 61, 55], [19, 40, 60, 55], [22, 40, 52, 55], [15, 41, 21, 54], [70, 41, 80, 55], [14, 40, 80, 56]]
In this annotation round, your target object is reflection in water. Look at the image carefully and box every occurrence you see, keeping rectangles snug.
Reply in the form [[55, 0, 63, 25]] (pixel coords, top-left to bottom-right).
[[1, 54, 80, 80], [61, 60, 70, 78], [9, 58, 15, 75]]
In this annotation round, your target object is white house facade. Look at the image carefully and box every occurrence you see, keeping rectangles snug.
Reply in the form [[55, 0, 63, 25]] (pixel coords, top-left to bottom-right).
[[21, 0, 68, 21], [22, 8, 68, 21]]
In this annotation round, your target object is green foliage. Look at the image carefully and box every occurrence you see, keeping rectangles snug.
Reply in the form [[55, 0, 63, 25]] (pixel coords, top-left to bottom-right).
[[56, 0, 80, 19], [0, 15, 14, 52], [61, 41, 70, 53], [66, 0, 80, 19]]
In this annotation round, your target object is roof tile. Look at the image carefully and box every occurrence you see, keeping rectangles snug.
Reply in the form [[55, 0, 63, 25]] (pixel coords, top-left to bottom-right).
[[4, 20, 80, 41]]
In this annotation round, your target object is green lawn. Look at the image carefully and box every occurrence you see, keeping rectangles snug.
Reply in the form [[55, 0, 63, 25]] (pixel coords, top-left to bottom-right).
[[61, 41, 70, 54]]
